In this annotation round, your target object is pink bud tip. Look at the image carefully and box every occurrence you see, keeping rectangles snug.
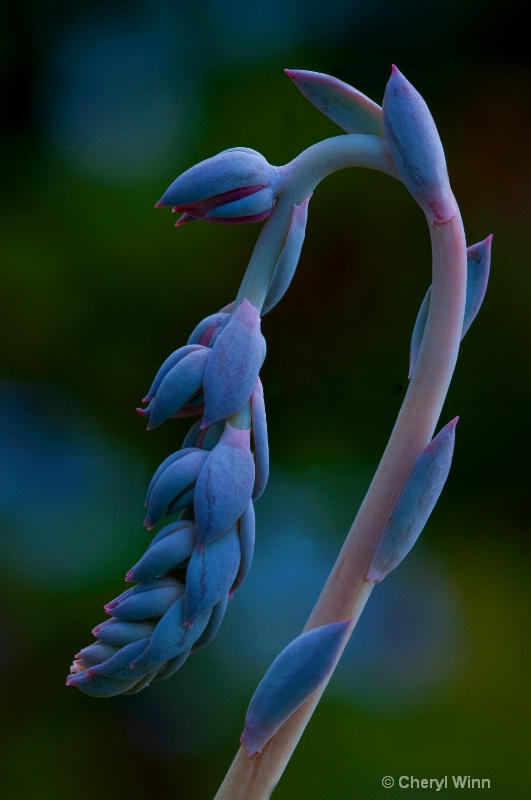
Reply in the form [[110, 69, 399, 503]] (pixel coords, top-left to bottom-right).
[[136, 407, 147, 418], [129, 660, 140, 670], [124, 572, 133, 582], [154, 202, 164, 208], [228, 591, 234, 600], [175, 213, 195, 227], [391, 64, 399, 73]]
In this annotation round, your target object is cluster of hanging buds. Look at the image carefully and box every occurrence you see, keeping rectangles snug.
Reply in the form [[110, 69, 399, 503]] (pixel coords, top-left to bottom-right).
[[67, 296, 270, 695], [68, 66, 491, 798], [67, 117, 315, 697]]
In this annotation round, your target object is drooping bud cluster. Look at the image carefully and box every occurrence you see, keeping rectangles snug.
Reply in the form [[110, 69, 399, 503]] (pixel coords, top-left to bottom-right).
[[67, 299, 269, 697]]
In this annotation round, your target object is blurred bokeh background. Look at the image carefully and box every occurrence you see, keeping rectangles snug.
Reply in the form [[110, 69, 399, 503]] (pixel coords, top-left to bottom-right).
[[1, 1, 530, 798]]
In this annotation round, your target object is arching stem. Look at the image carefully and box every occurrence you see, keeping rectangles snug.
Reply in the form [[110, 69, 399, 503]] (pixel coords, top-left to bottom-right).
[[234, 134, 399, 312], [215, 196, 467, 799]]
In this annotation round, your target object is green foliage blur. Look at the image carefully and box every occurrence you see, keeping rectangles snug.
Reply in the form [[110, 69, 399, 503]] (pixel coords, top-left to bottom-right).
[[1, 1, 530, 798]]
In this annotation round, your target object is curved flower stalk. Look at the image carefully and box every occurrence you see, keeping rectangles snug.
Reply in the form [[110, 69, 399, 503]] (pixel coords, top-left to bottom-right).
[[67, 65, 490, 799]]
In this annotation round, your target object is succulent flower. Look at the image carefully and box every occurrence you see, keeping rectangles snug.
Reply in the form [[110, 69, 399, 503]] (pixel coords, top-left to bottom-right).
[[156, 147, 281, 226], [68, 70, 489, 800]]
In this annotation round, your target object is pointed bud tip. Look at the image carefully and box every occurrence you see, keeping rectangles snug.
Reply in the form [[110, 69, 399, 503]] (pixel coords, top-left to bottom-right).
[[175, 214, 195, 227], [154, 202, 164, 208], [124, 572, 134, 582], [448, 416, 459, 429]]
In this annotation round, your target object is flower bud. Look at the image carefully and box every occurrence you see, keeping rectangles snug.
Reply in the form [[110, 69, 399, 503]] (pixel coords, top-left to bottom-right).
[[126, 523, 197, 582], [144, 448, 208, 530], [408, 237, 492, 379], [141, 347, 210, 429], [285, 69, 384, 136], [191, 596, 229, 654], [194, 423, 255, 547], [129, 596, 211, 670], [367, 418, 458, 583], [261, 197, 310, 316], [241, 620, 352, 757], [184, 525, 241, 626], [156, 148, 279, 225], [96, 620, 157, 647], [383, 66, 455, 223], [66, 639, 154, 697], [187, 310, 231, 346], [202, 299, 266, 428], [142, 344, 205, 403], [111, 582, 184, 621]]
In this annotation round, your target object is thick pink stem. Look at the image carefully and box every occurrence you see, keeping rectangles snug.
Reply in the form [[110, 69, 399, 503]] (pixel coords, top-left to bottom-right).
[[215, 205, 467, 800]]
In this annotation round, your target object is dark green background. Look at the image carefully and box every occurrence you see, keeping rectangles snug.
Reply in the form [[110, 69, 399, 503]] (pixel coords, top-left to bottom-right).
[[1, 1, 529, 798]]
